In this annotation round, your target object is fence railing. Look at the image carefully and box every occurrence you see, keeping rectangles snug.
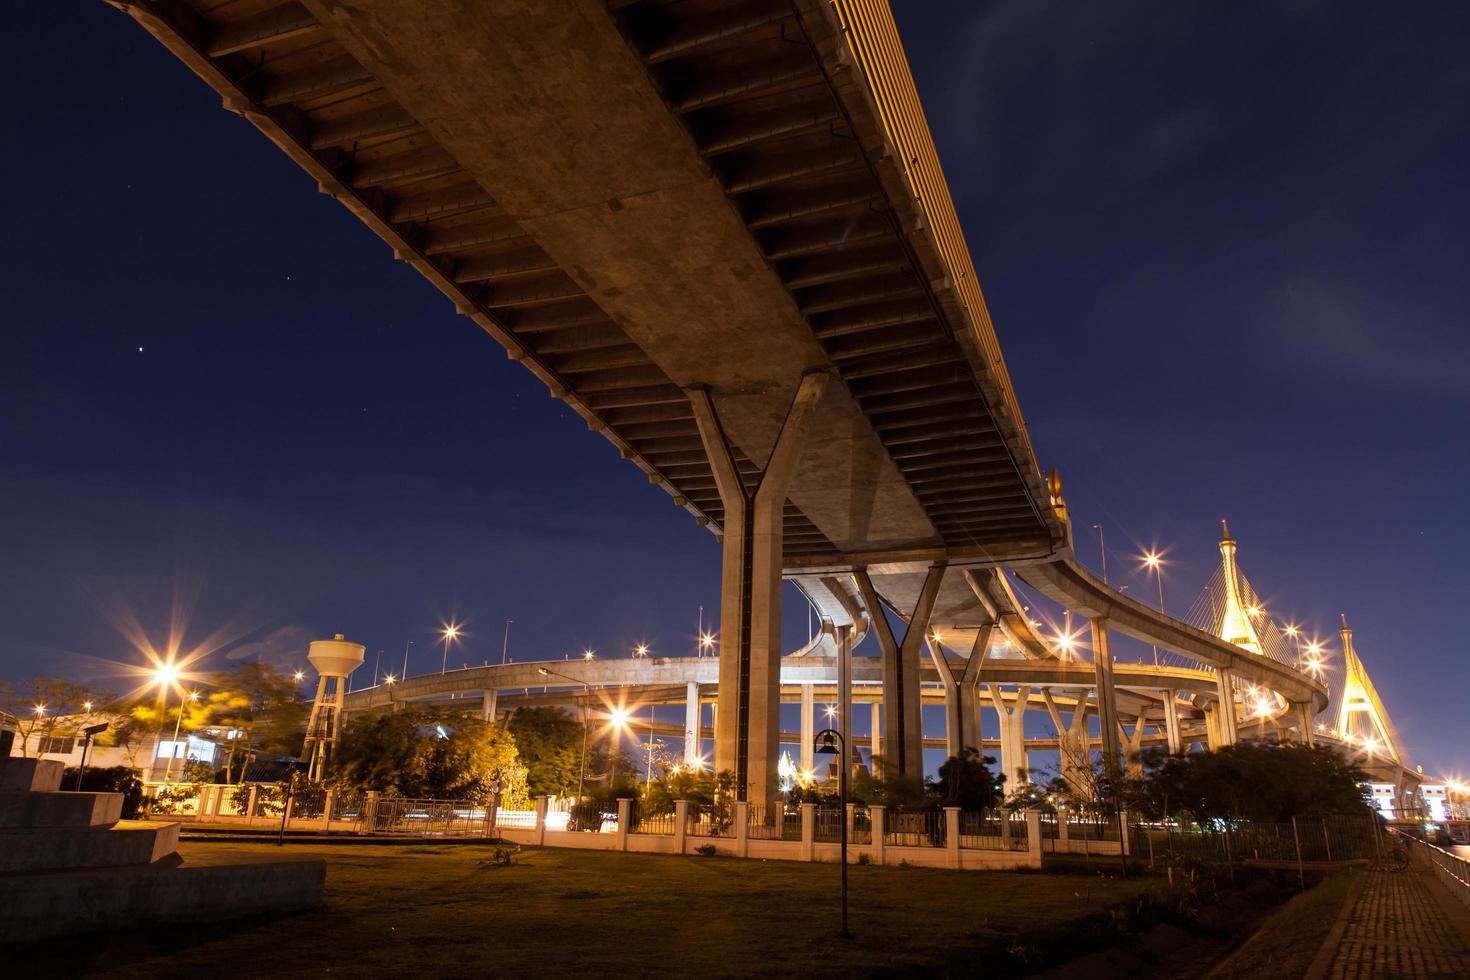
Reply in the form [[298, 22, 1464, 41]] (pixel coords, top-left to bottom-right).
[[366, 798, 491, 836], [631, 808, 677, 836], [1130, 814, 1381, 869], [884, 808, 945, 847], [746, 803, 801, 841], [1402, 833, 1470, 910], [686, 802, 734, 838], [959, 809, 1024, 851]]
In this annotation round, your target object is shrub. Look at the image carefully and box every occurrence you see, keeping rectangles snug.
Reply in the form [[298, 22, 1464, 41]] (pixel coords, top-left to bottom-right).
[[61, 766, 144, 819], [694, 844, 717, 857]]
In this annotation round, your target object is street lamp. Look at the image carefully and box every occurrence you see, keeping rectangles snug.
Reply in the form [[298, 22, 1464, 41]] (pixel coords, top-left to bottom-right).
[[814, 727, 850, 940], [699, 633, 716, 656], [634, 643, 649, 659], [538, 666, 591, 802], [1141, 551, 1166, 666], [441, 625, 460, 674], [501, 619, 513, 665]]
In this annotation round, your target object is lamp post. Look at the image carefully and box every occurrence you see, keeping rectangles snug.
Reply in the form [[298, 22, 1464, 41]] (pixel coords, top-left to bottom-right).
[[1092, 523, 1108, 584], [538, 667, 590, 802], [501, 619, 513, 665], [74, 722, 109, 791], [814, 727, 850, 940], [441, 625, 459, 675], [1141, 551, 1165, 666], [166, 690, 199, 782]]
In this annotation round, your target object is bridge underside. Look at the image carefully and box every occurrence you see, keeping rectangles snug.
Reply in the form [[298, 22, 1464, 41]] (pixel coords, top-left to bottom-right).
[[115, 0, 1336, 808]]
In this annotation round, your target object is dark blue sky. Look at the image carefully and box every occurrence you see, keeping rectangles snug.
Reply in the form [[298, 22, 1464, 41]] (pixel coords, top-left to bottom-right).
[[3, 3, 1466, 777]]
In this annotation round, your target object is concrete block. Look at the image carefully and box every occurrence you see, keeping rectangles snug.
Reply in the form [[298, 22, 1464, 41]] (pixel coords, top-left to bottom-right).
[[0, 790, 123, 829], [0, 820, 180, 873], [0, 758, 65, 793], [0, 855, 325, 943]]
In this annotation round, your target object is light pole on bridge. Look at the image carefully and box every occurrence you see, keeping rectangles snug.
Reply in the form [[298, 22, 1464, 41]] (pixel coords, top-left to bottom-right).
[[538, 666, 591, 802]]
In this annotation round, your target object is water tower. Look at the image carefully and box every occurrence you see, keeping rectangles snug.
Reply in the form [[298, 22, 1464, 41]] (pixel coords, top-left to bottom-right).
[[301, 633, 365, 782]]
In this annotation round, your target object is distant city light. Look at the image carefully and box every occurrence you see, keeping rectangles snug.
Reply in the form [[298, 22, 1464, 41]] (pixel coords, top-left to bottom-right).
[[699, 633, 716, 651], [634, 644, 649, 658], [33, 704, 45, 717], [293, 670, 305, 682], [583, 649, 596, 661]]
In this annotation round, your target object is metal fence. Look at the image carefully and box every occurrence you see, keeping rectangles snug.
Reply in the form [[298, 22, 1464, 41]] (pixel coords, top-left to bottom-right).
[[686, 802, 734, 838], [366, 798, 491, 836], [814, 806, 845, 843], [631, 807, 677, 836], [959, 810, 1021, 851], [884, 808, 946, 847], [1131, 814, 1380, 869], [746, 803, 801, 841], [1402, 833, 1470, 910]]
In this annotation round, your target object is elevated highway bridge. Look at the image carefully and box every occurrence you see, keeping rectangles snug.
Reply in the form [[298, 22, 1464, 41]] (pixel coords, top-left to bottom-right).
[[113, 0, 1392, 811]]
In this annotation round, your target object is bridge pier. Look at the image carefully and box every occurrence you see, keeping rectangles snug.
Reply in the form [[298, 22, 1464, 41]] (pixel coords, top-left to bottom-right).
[[1293, 701, 1316, 746], [1042, 689, 1091, 799], [684, 681, 701, 767], [1162, 689, 1183, 754], [932, 623, 991, 760], [989, 685, 1031, 788], [481, 689, 497, 724], [855, 565, 944, 779], [1090, 619, 1123, 778], [687, 373, 828, 809], [799, 684, 814, 774], [1214, 667, 1239, 746], [869, 702, 881, 764]]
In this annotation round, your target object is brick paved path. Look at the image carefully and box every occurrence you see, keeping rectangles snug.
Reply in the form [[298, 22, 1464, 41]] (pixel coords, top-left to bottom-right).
[[1321, 865, 1470, 978]]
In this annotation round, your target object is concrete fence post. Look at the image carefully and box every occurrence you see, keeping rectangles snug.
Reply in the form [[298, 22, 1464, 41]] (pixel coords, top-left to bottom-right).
[[945, 807, 961, 869], [322, 789, 335, 830], [534, 795, 548, 846], [1119, 809, 1131, 856], [674, 800, 689, 855], [1026, 810, 1043, 864], [1057, 808, 1070, 846], [845, 802, 856, 854], [871, 805, 887, 865], [282, 792, 295, 830], [800, 803, 816, 861], [617, 798, 632, 851], [195, 786, 208, 820], [362, 790, 378, 833], [1000, 807, 1012, 849], [245, 784, 259, 822], [734, 801, 750, 858]]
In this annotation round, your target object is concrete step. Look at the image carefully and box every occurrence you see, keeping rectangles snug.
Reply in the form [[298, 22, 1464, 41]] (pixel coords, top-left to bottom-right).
[[0, 790, 123, 829], [0, 758, 65, 793], [0, 852, 325, 943], [0, 820, 180, 874]]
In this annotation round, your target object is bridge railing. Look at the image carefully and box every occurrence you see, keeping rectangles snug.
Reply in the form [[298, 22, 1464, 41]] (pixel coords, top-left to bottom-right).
[[829, 0, 1033, 456], [1401, 833, 1470, 910]]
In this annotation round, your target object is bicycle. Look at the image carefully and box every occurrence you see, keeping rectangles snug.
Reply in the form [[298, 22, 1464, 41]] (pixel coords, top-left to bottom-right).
[[1377, 836, 1411, 872]]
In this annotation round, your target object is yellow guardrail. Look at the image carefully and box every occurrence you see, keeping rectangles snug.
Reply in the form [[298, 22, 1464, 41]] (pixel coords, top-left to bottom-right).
[[828, 0, 1032, 457]]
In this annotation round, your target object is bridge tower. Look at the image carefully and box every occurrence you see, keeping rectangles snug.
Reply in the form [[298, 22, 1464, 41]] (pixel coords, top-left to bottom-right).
[[301, 633, 365, 782], [1335, 615, 1400, 762], [1216, 520, 1263, 654]]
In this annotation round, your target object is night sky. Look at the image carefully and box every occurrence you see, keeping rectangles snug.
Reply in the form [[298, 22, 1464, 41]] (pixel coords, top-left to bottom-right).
[[4, 3, 1466, 777]]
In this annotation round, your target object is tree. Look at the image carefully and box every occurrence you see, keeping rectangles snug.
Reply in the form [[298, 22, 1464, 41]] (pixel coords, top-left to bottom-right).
[[1133, 743, 1372, 823], [330, 709, 528, 806], [506, 707, 584, 797], [933, 749, 1003, 811], [199, 663, 304, 782], [0, 678, 109, 757], [95, 699, 165, 769]]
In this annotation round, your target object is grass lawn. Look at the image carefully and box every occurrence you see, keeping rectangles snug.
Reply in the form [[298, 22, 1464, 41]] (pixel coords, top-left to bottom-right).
[[1204, 870, 1360, 980], [12, 841, 1163, 978]]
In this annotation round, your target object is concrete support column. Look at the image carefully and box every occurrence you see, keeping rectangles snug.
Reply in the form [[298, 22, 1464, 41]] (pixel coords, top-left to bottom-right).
[[871, 805, 886, 865], [616, 798, 631, 851], [322, 789, 335, 830], [1091, 618, 1123, 779], [481, 689, 498, 723], [944, 807, 961, 869], [988, 685, 1032, 789], [534, 795, 548, 846], [957, 624, 992, 757], [855, 565, 944, 779], [929, 639, 962, 759], [674, 799, 689, 854], [734, 800, 750, 858], [1042, 689, 1091, 800], [684, 681, 701, 766], [800, 803, 816, 861], [1293, 702, 1316, 745], [687, 374, 828, 810], [1121, 720, 1146, 781], [799, 684, 815, 774], [869, 702, 881, 763], [1162, 689, 1183, 755], [1214, 667, 1239, 746]]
